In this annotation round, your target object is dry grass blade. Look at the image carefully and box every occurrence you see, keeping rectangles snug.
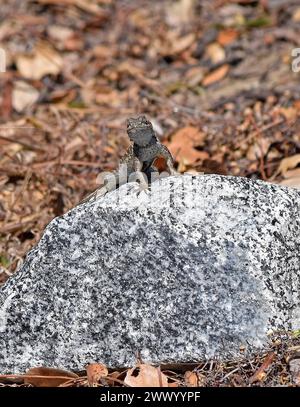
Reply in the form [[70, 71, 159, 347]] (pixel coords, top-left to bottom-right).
[[0, 134, 46, 152], [0, 213, 45, 234], [59, 377, 88, 387]]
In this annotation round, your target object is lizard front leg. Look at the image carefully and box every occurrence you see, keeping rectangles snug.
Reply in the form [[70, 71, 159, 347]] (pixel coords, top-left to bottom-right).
[[159, 145, 178, 175], [128, 156, 149, 191]]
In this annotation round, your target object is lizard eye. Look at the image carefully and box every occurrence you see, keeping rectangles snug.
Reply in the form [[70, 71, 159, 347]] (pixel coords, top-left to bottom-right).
[[127, 118, 135, 129], [141, 116, 149, 126]]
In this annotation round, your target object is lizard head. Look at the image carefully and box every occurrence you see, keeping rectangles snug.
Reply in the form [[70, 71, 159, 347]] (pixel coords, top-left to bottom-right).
[[127, 115, 155, 146]]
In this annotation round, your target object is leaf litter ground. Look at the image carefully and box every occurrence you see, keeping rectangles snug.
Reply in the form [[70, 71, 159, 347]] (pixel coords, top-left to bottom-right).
[[0, 0, 300, 386]]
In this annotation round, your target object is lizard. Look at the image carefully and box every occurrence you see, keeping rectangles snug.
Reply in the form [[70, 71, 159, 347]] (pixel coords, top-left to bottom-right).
[[79, 115, 177, 204]]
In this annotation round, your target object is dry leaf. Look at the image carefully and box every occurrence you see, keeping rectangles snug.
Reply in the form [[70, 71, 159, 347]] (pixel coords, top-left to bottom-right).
[[95, 90, 122, 107], [171, 33, 195, 55], [167, 126, 208, 166], [37, 0, 106, 17], [205, 43, 225, 64], [117, 60, 143, 77], [276, 154, 300, 177], [92, 45, 112, 59], [185, 66, 204, 87], [283, 168, 300, 179], [128, 9, 149, 28], [24, 367, 78, 387], [1, 78, 13, 118], [249, 352, 275, 384], [279, 107, 298, 121], [202, 64, 229, 87], [12, 81, 39, 112], [184, 371, 198, 387], [16, 42, 63, 80], [280, 175, 300, 189], [217, 29, 238, 46], [47, 26, 83, 51], [86, 363, 108, 387], [47, 25, 73, 42], [168, 381, 180, 387], [166, 0, 195, 26], [124, 364, 168, 387], [293, 8, 300, 22], [246, 138, 270, 161]]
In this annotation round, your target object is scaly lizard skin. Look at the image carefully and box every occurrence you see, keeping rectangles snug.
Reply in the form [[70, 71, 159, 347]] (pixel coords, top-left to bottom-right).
[[79, 115, 177, 204]]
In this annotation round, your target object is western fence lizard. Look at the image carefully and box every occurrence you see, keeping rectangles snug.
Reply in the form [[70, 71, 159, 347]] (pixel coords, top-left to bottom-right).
[[79, 115, 177, 204]]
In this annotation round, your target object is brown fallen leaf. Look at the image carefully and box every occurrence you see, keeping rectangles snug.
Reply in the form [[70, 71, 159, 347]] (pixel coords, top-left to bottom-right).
[[95, 90, 123, 107], [12, 81, 39, 113], [249, 352, 275, 384], [171, 33, 196, 55], [185, 66, 205, 87], [246, 137, 270, 161], [280, 175, 300, 189], [37, 0, 107, 17], [0, 75, 13, 119], [275, 154, 300, 177], [184, 371, 198, 387], [168, 381, 180, 387], [16, 42, 63, 80], [166, 126, 208, 168], [205, 43, 225, 64], [202, 64, 229, 87], [47, 25, 74, 42], [47, 25, 84, 51], [217, 29, 239, 46], [24, 367, 78, 387], [293, 100, 300, 111], [166, 0, 195, 27], [279, 107, 298, 121], [124, 364, 168, 387], [86, 363, 108, 387], [293, 7, 300, 22]]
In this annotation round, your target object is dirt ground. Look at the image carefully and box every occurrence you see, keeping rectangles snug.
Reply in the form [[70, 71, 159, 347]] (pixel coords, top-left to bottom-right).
[[0, 0, 300, 387]]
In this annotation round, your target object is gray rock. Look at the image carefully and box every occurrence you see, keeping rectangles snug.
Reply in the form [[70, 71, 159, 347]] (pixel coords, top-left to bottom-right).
[[0, 175, 299, 374]]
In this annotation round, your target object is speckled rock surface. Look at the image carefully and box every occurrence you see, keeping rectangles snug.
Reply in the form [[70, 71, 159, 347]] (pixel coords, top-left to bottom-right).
[[0, 175, 299, 373]]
